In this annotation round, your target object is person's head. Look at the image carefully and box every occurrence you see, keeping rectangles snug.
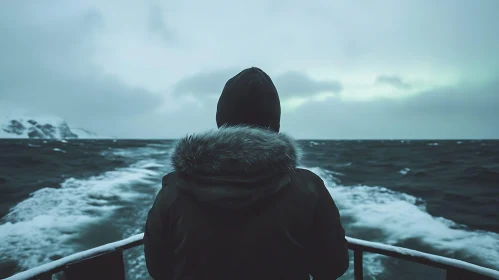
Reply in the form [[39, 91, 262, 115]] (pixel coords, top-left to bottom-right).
[[216, 67, 281, 132]]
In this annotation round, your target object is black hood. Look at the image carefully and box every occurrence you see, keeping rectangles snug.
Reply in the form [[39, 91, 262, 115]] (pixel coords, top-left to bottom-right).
[[170, 125, 301, 210], [216, 67, 281, 132]]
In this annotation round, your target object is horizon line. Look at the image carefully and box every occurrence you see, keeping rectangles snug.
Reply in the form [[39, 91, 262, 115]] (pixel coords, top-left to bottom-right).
[[1, 138, 498, 141]]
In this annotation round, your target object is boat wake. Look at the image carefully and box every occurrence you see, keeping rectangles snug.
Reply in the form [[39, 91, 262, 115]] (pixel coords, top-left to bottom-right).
[[303, 167, 499, 278], [1, 150, 497, 280], [0, 159, 163, 272]]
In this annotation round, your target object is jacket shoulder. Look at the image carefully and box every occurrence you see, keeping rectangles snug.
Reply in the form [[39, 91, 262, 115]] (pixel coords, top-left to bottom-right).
[[162, 171, 179, 185], [158, 171, 183, 206], [285, 168, 327, 201], [293, 168, 325, 186]]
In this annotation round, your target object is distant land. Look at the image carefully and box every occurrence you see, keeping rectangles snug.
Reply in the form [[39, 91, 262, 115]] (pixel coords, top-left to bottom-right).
[[0, 115, 109, 139]]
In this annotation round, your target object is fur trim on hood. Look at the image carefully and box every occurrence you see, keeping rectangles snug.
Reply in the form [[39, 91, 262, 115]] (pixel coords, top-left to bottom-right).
[[171, 125, 301, 177]]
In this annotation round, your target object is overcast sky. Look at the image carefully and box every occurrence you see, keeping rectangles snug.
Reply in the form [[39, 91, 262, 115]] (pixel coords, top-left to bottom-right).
[[1, 0, 498, 139]]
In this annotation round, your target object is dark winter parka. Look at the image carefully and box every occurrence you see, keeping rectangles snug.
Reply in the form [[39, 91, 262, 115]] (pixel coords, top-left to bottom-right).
[[144, 125, 349, 280]]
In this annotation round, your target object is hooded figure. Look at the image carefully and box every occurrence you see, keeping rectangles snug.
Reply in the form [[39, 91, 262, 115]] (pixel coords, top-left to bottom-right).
[[144, 67, 349, 280]]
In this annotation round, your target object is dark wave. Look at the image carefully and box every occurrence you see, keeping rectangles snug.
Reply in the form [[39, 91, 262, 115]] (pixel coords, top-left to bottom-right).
[[459, 166, 499, 184], [410, 170, 429, 177], [0, 139, 159, 219], [437, 159, 454, 165], [1, 139, 498, 280]]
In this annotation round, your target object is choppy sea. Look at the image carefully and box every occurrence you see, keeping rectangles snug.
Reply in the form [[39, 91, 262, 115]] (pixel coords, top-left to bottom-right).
[[0, 139, 498, 279]]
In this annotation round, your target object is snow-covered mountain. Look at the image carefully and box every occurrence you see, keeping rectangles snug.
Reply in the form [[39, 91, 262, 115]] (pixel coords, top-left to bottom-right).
[[0, 116, 107, 139]]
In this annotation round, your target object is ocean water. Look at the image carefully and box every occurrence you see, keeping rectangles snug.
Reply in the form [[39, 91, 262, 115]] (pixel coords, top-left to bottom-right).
[[0, 139, 498, 279]]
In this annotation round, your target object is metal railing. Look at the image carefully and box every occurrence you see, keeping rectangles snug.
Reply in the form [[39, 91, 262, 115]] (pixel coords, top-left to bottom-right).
[[5, 233, 499, 280]]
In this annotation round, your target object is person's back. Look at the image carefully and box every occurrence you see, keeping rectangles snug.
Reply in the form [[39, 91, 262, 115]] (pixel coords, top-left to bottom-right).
[[144, 67, 349, 280]]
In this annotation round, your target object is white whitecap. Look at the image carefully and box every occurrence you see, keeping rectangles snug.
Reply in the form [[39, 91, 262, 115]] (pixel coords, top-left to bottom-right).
[[303, 166, 499, 272], [0, 160, 164, 270], [399, 168, 410, 175]]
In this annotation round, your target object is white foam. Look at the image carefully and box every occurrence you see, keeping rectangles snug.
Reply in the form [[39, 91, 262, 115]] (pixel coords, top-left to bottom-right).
[[304, 166, 499, 272], [106, 147, 171, 158], [399, 168, 410, 175], [428, 142, 439, 146], [0, 160, 164, 270], [335, 162, 352, 167], [52, 148, 66, 153]]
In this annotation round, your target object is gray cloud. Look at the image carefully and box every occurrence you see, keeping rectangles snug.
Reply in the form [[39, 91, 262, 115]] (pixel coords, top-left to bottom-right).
[[282, 77, 499, 139], [172, 69, 342, 98], [376, 75, 412, 90], [172, 69, 236, 96], [165, 70, 499, 139], [1, 1, 498, 139], [148, 4, 175, 42], [273, 72, 343, 96], [136, 77, 499, 139], [0, 2, 163, 135], [396, 80, 499, 121]]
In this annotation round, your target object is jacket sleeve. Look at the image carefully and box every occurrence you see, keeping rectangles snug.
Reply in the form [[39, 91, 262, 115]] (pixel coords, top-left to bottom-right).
[[144, 177, 173, 280], [307, 177, 349, 280]]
